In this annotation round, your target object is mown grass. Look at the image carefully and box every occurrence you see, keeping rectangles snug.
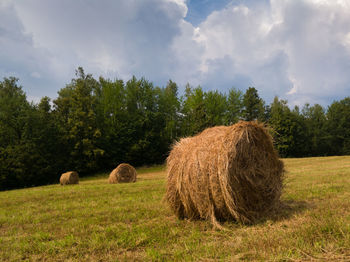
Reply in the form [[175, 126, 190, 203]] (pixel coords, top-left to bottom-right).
[[0, 156, 350, 261]]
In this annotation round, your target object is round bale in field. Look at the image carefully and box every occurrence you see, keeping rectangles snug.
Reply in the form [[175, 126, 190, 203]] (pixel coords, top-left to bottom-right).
[[166, 121, 284, 227], [109, 163, 137, 183], [60, 171, 79, 185]]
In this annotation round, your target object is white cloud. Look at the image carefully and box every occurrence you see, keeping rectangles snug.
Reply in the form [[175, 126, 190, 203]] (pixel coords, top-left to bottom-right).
[[166, 0, 188, 17], [1, 0, 350, 106], [10, 0, 189, 86], [171, 0, 350, 105], [270, 0, 350, 104], [173, 2, 292, 99]]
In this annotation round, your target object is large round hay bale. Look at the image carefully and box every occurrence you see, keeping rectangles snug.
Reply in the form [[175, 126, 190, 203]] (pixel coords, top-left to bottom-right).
[[60, 171, 79, 185], [166, 121, 284, 226], [108, 163, 137, 183]]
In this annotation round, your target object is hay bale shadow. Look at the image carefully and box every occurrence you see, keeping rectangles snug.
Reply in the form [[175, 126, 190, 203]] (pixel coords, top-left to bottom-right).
[[167, 200, 311, 230], [252, 199, 311, 225]]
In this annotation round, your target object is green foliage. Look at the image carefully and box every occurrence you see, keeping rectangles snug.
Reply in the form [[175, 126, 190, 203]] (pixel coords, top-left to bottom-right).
[[1, 68, 350, 190], [242, 87, 266, 121], [123, 77, 167, 165], [0, 77, 29, 146], [158, 80, 180, 141], [225, 87, 243, 124], [302, 103, 328, 156], [54, 68, 104, 173], [181, 85, 208, 136], [94, 77, 128, 168], [326, 98, 350, 155], [0, 79, 63, 189], [204, 90, 227, 127], [95, 76, 173, 167], [269, 97, 308, 157]]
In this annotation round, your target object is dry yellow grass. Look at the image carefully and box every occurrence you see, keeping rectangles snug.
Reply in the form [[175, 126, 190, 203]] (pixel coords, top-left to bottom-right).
[[0, 157, 349, 261]]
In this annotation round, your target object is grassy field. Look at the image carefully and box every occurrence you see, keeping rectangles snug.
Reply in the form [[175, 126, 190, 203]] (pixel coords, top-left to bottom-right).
[[1, 156, 350, 261]]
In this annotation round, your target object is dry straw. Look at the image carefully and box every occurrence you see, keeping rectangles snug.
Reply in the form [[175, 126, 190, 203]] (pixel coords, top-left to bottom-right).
[[166, 121, 284, 227], [60, 171, 79, 185], [109, 163, 137, 183]]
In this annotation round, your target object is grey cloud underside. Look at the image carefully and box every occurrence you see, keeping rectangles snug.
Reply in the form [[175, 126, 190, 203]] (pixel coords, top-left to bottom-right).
[[0, 3, 60, 101], [1, 0, 350, 105]]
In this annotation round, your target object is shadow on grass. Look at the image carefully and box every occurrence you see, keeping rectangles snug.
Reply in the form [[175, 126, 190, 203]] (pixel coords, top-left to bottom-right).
[[174, 200, 311, 230], [253, 199, 311, 225], [79, 172, 108, 181], [79, 165, 166, 182]]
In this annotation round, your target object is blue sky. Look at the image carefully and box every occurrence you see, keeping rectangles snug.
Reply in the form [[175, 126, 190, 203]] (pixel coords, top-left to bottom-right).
[[185, 0, 232, 25], [185, 0, 270, 25], [1, 0, 350, 106]]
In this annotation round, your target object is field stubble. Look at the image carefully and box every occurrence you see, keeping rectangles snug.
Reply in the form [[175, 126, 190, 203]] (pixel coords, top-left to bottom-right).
[[0, 157, 349, 261]]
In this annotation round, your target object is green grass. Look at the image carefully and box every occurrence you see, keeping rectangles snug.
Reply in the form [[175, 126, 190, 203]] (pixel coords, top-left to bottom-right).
[[1, 156, 350, 261]]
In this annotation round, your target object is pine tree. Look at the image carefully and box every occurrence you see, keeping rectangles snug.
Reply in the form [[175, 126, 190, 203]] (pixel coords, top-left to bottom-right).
[[242, 87, 265, 121]]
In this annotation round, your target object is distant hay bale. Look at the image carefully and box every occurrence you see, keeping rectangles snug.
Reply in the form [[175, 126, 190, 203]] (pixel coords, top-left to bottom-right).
[[108, 163, 137, 183], [166, 121, 284, 227], [60, 171, 79, 185]]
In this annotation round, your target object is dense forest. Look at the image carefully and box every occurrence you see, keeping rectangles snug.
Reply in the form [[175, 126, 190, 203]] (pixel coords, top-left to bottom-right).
[[1, 67, 350, 190]]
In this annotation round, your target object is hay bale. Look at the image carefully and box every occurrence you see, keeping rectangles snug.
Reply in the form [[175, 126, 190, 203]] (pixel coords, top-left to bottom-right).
[[108, 163, 137, 183], [166, 121, 284, 226], [60, 171, 79, 185]]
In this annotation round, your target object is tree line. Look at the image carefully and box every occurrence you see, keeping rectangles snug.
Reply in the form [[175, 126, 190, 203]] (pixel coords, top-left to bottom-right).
[[1, 67, 349, 190]]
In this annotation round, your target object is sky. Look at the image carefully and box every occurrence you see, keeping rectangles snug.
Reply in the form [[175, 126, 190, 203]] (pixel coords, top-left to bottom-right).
[[1, 0, 350, 106]]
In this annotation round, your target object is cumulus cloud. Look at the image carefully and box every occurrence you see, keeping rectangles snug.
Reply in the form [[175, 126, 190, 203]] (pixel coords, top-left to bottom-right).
[[12, 0, 188, 86], [186, 0, 350, 105], [171, 0, 350, 105], [0, 0, 350, 106], [186, 3, 293, 99], [272, 0, 350, 105]]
